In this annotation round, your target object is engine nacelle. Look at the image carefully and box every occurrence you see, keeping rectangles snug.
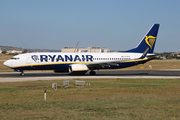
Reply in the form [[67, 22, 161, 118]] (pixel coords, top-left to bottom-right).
[[69, 64, 88, 75]]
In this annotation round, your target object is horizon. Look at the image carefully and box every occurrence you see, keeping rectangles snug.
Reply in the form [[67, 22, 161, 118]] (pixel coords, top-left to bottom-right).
[[0, 45, 180, 53]]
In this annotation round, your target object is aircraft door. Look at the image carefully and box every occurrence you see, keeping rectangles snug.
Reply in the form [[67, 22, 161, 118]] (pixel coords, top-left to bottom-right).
[[26, 54, 31, 64], [135, 55, 138, 64], [36, 56, 40, 63]]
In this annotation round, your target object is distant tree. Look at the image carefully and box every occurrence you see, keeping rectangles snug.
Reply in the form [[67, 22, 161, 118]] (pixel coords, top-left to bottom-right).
[[2, 51, 7, 54], [22, 49, 28, 53]]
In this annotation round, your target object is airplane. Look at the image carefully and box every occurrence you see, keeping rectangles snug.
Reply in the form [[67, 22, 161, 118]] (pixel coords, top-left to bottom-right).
[[3, 24, 160, 76]]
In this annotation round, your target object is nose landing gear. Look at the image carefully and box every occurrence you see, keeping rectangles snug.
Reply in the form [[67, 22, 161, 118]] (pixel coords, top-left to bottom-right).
[[20, 71, 25, 76], [14, 69, 25, 76]]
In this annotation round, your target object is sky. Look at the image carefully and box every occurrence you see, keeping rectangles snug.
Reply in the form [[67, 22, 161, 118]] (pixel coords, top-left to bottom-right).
[[0, 0, 180, 52]]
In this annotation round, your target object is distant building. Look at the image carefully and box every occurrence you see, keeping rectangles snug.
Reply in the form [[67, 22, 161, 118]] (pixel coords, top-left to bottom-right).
[[0, 47, 2, 54], [177, 54, 180, 57], [86, 47, 110, 52], [7, 50, 22, 54], [61, 47, 110, 53], [61, 47, 77, 52]]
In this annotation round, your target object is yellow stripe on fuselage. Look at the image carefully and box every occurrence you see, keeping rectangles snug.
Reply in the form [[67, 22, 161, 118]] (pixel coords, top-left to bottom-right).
[[72, 69, 88, 71]]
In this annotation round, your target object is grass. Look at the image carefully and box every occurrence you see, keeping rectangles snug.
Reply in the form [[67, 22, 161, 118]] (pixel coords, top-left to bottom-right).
[[0, 54, 13, 60], [0, 78, 180, 119], [124, 60, 180, 70]]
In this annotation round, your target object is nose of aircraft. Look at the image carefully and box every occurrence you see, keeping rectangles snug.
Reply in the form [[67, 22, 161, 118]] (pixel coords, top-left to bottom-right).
[[3, 60, 11, 68]]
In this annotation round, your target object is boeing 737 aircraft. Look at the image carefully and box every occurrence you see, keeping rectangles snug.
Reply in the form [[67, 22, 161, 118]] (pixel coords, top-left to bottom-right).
[[4, 24, 160, 75]]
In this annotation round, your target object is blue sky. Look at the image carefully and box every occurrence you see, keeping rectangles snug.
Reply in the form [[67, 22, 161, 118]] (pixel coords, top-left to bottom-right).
[[0, 0, 180, 52]]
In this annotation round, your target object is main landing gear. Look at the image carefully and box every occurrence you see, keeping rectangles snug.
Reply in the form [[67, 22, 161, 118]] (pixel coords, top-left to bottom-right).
[[90, 70, 96, 75]]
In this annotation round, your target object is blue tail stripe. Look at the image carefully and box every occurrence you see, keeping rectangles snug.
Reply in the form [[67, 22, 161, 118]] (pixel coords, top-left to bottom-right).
[[125, 24, 160, 53]]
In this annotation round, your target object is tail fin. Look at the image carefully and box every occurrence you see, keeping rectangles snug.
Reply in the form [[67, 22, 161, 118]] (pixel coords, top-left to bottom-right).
[[125, 24, 160, 54]]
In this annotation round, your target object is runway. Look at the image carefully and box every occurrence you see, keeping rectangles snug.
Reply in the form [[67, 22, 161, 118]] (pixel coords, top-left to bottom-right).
[[0, 69, 180, 82]]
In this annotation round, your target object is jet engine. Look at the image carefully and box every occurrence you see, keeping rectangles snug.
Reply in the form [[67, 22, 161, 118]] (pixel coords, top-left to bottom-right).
[[69, 64, 88, 75]]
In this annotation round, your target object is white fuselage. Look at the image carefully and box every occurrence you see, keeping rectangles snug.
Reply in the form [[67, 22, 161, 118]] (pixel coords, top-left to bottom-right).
[[4, 52, 143, 68]]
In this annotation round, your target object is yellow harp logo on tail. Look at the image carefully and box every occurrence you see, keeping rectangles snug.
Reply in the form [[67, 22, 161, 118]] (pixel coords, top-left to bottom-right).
[[145, 36, 156, 49]]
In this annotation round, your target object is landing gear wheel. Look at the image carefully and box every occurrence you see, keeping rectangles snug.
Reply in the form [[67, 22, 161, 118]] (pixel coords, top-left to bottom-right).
[[90, 71, 96, 75], [20, 72, 25, 76]]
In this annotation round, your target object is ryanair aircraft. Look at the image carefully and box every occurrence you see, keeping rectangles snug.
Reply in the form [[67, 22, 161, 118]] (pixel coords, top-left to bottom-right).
[[4, 24, 160, 75]]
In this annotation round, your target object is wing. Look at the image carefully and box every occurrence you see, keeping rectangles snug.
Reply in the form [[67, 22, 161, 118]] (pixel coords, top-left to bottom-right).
[[86, 59, 136, 69], [86, 60, 120, 68]]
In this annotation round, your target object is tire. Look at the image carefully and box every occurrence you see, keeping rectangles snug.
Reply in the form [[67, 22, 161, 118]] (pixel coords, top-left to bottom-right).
[[90, 71, 96, 75], [20, 72, 25, 76]]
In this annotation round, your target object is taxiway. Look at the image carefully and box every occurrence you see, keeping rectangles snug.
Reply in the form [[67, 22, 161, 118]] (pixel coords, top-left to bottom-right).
[[0, 70, 180, 82]]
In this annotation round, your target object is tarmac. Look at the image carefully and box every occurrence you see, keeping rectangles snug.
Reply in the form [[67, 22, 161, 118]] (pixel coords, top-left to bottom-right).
[[0, 69, 180, 82]]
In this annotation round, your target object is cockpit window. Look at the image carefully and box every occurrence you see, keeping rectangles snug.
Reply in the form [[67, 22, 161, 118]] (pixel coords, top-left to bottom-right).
[[11, 57, 20, 60]]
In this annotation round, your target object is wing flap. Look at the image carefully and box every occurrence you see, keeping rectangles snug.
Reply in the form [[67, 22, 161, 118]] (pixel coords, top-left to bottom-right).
[[86, 60, 126, 69]]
